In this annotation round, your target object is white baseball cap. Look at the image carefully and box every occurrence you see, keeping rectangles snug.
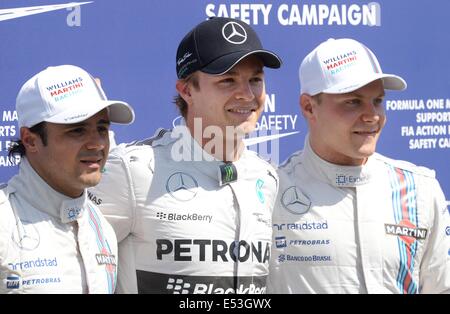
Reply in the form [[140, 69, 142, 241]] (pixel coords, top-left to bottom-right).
[[16, 65, 135, 128], [299, 38, 407, 96]]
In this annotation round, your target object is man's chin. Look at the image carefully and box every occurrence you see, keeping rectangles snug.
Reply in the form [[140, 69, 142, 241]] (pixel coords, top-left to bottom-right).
[[357, 147, 376, 159], [234, 122, 256, 136], [79, 174, 102, 188]]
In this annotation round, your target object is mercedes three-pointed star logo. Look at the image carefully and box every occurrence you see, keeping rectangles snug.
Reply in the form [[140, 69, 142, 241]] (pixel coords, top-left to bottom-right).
[[281, 186, 311, 215], [222, 21, 247, 45], [12, 219, 40, 250], [165, 172, 199, 201]]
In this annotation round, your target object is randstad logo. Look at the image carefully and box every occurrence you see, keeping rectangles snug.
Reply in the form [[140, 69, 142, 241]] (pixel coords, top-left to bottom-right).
[[0, 2, 92, 26]]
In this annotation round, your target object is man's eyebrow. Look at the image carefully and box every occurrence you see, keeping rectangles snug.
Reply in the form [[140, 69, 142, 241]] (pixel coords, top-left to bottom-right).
[[225, 67, 264, 76], [254, 68, 264, 75], [62, 119, 111, 128], [97, 119, 111, 125], [345, 91, 386, 98]]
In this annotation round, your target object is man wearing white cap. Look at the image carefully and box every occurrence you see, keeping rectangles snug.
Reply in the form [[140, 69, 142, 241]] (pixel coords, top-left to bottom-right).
[[0, 65, 135, 293], [268, 38, 450, 293]]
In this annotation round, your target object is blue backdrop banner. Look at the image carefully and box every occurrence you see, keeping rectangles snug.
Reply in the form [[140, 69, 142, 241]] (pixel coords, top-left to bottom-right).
[[0, 0, 449, 207]]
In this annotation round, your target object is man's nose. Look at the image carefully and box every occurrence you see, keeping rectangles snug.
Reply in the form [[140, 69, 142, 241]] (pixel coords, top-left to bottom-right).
[[85, 130, 108, 150], [361, 102, 382, 123], [235, 81, 255, 101]]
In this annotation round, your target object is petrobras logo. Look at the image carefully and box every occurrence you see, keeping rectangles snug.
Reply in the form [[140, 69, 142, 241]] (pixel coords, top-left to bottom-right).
[[289, 239, 330, 246], [156, 239, 270, 263], [6, 274, 21, 289], [275, 236, 287, 249], [274, 237, 331, 248], [6, 274, 61, 289], [0, 2, 92, 26], [206, 3, 381, 26], [22, 277, 62, 287]]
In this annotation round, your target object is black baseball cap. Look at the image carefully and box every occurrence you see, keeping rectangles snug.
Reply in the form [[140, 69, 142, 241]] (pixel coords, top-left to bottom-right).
[[176, 17, 282, 79]]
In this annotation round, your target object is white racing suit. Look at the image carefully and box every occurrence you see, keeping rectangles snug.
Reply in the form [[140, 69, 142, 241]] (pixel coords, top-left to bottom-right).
[[0, 158, 118, 293], [89, 125, 278, 294], [268, 137, 450, 293]]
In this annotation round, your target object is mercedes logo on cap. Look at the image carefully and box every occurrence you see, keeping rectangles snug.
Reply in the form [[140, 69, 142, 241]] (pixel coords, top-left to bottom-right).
[[281, 186, 311, 215], [165, 172, 199, 201], [222, 21, 247, 45]]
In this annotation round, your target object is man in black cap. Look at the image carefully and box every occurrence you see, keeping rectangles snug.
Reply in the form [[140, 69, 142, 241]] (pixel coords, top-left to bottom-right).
[[90, 17, 282, 293]]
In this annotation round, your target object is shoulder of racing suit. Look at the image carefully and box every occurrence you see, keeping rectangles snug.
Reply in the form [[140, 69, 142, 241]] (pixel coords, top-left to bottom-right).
[[251, 149, 279, 170], [277, 150, 303, 176], [107, 128, 174, 171], [372, 152, 436, 179], [277, 150, 436, 179], [132, 128, 174, 148], [244, 149, 279, 183]]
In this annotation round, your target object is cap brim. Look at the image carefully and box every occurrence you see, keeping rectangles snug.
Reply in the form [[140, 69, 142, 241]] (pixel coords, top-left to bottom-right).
[[107, 101, 135, 124], [381, 75, 407, 91], [201, 50, 282, 76], [322, 73, 407, 94], [44, 100, 135, 125]]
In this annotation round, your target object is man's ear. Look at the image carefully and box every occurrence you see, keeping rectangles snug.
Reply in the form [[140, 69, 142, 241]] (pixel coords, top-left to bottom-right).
[[300, 93, 315, 120], [20, 127, 40, 153], [176, 79, 192, 105]]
